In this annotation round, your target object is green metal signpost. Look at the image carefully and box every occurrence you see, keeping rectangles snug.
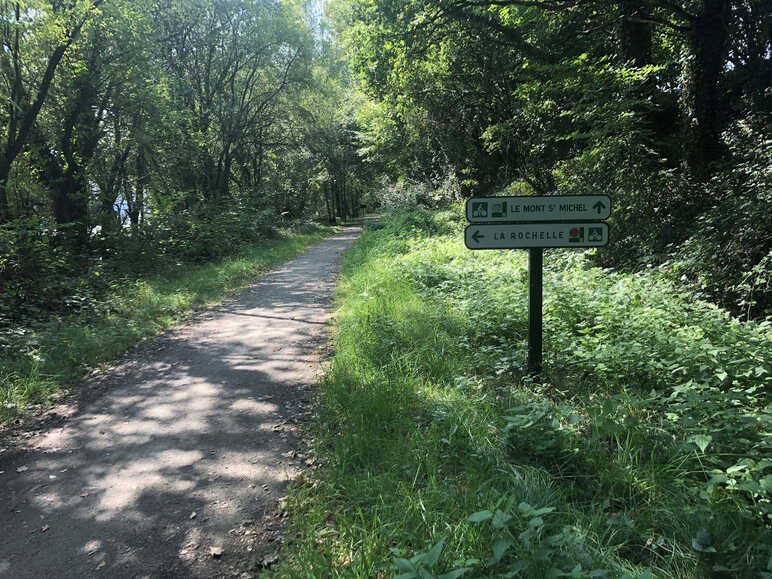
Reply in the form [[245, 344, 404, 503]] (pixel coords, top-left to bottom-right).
[[464, 195, 611, 375]]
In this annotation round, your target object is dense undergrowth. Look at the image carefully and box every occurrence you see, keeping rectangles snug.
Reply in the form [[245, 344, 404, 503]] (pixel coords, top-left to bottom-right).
[[0, 223, 335, 423], [276, 208, 771, 577]]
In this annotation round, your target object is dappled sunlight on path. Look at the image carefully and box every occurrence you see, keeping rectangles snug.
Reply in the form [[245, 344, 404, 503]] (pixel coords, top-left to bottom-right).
[[0, 226, 360, 578]]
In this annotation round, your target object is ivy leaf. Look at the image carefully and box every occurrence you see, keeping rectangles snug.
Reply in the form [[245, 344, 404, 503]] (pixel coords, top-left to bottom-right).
[[726, 464, 747, 475], [488, 538, 513, 566], [688, 434, 712, 453], [467, 510, 493, 523], [421, 540, 445, 568], [438, 568, 471, 579], [394, 558, 416, 573], [691, 528, 717, 553], [492, 509, 512, 529]]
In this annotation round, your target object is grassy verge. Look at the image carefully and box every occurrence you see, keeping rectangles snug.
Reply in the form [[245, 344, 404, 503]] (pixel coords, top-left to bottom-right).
[[0, 225, 337, 422], [274, 209, 771, 577]]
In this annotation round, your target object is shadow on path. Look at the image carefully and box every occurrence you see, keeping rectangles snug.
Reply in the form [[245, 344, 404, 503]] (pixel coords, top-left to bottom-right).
[[0, 226, 361, 578]]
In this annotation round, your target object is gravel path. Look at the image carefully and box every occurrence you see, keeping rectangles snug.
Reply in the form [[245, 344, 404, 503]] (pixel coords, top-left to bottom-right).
[[0, 226, 361, 578]]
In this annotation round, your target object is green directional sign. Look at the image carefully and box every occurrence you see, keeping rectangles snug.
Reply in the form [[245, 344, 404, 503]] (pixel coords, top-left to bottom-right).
[[466, 195, 611, 223], [465, 223, 609, 249], [463, 195, 611, 376]]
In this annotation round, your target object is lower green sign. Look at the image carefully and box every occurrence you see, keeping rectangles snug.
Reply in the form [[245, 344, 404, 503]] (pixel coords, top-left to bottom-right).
[[465, 223, 609, 249]]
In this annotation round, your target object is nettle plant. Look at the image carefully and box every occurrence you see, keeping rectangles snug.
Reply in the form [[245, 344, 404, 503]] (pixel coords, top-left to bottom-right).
[[466, 499, 615, 578], [391, 540, 475, 579], [391, 499, 631, 579]]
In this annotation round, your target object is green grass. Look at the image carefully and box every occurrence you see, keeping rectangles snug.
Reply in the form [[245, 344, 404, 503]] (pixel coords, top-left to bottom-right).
[[273, 208, 771, 578], [0, 225, 337, 422]]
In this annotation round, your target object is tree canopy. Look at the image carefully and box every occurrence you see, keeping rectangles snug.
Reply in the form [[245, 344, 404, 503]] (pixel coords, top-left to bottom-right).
[[333, 0, 770, 315], [0, 0, 769, 318]]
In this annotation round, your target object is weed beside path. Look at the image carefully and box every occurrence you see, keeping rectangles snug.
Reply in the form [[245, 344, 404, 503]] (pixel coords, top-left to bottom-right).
[[1, 225, 337, 423], [276, 209, 771, 577]]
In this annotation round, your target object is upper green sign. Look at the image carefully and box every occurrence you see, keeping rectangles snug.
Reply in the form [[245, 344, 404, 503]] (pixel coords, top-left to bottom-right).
[[466, 195, 611, 223]]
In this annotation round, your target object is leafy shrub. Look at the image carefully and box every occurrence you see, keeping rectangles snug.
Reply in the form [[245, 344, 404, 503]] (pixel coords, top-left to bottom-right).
[[376, 172, 463, 215], [555, 114, 771, 319], [0, 216, 92, 322], [153, 202, 277, 263], [377, 179, 430, 214], [664, 116, 772, 319]]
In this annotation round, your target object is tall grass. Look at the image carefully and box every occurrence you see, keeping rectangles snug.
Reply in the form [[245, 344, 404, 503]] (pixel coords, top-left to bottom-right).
[[0, 227, 336, 422], [275, 209, 770, 578]]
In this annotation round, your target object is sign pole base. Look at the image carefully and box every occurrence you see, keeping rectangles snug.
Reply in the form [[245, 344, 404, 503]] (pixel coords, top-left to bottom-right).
[[527, 248, 543, 376]]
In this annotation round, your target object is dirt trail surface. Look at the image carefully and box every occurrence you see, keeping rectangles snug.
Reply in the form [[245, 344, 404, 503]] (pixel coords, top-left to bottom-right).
[[0, 227, 361, 578]]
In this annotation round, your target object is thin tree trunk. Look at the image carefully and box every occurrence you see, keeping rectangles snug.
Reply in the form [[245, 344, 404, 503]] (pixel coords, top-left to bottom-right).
[[0, 158, 11, 221], [684, 0, 729, 181], [132, 145, 147, 234], [620, 1, 652, 67], [324, 182, 335, 224]]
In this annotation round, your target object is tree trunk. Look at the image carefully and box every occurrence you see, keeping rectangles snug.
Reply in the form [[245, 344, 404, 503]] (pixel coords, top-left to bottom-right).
[[324, 182, 335, 224], [684, 0, 729, 181], [50, 166, 89, 248], [0, 158, 11, 221], [132, 145, 147, 234], [334, 181, 344, 223], [620, 1, 652, 67], [0, 0, 103, 223]]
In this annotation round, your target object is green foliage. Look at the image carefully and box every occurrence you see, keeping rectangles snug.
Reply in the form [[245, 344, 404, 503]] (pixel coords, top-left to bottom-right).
[[663, 117, 772, 319], [0, 216, 73, 321], [391, 540, 473, 579], [336, 0, 770, 318], [276, 211, 771, 578], [151, 202, 279, 263], [466, 501, 617, 577], [0, 0, 372, 339]]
